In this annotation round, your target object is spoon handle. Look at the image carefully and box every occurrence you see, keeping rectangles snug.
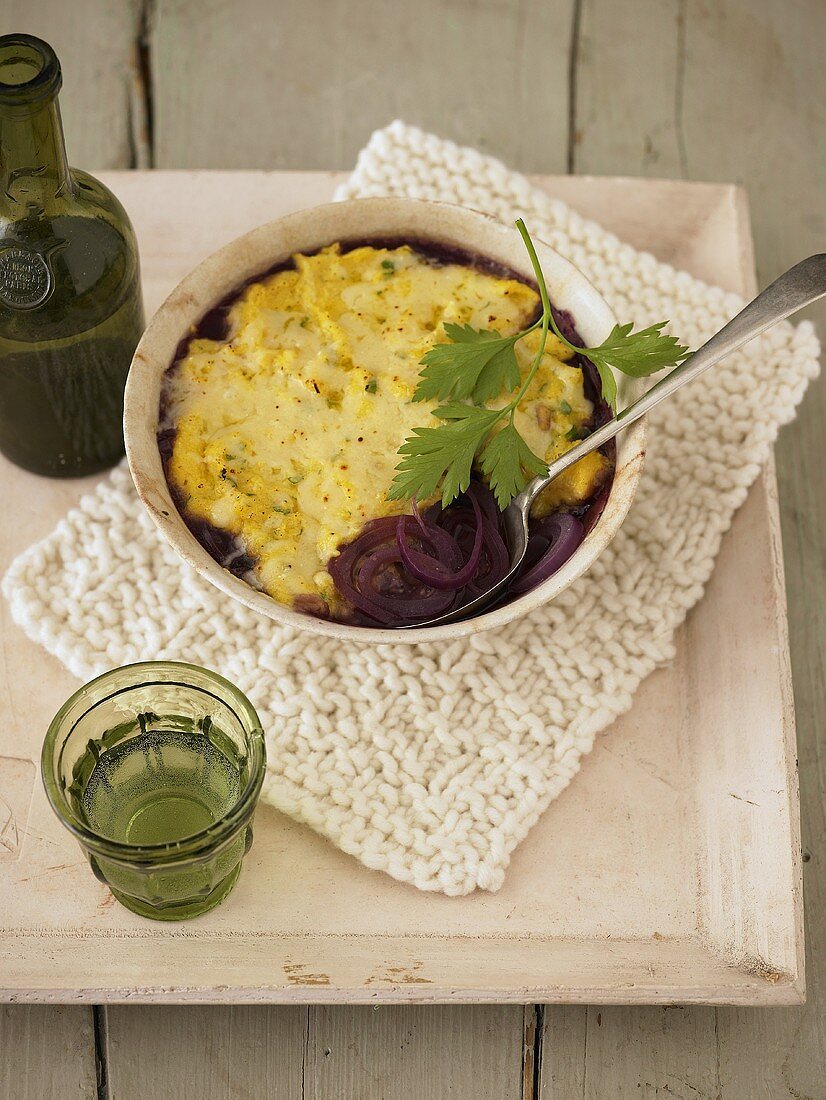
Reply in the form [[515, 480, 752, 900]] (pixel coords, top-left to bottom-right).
[[524, 253, 826, 507]]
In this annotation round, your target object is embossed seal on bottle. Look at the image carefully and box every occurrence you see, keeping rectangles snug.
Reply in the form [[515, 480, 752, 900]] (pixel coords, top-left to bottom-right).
[[0, 244, 53, 309]]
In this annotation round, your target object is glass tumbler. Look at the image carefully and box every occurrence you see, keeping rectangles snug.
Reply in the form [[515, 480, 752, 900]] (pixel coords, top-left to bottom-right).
[[41, 661, 266, 920]]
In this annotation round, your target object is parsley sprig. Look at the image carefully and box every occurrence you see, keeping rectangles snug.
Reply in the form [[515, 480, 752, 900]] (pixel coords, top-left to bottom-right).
[[546, 316, 690, 412], [413, 323, 527, 405], [388, 220, 689, 510]]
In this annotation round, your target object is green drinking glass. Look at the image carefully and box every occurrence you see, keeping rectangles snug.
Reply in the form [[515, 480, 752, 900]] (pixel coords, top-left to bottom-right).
[[41, 661, 266, 921]]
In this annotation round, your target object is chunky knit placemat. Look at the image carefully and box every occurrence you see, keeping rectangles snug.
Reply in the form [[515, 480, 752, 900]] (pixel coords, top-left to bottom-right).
[[3, 122, 820, 895]]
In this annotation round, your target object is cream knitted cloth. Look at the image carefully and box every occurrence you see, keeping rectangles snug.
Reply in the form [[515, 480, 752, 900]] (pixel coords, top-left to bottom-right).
[[3, 123, 820, 895]]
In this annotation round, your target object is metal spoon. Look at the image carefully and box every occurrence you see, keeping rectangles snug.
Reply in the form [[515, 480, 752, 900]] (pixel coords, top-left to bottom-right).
[[408, 253, 826, 629]]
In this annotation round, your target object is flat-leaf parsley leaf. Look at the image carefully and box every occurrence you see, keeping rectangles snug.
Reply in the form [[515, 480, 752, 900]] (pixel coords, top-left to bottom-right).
[[388, 404, 500, 508], [479, 422, 547, 510], [414, 323, 523, 404], [389, 220, 689, 509]]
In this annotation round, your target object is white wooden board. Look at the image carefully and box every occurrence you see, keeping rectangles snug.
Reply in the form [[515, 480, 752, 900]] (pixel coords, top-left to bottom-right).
[[0, 172, 803, 1005]]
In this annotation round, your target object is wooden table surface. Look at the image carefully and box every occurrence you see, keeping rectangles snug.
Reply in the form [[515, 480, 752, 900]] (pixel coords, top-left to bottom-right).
[[3, 1, 824, 1097]]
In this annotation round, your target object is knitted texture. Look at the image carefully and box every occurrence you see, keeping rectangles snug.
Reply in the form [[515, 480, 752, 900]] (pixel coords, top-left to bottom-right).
[[3, 122, 820, 895]]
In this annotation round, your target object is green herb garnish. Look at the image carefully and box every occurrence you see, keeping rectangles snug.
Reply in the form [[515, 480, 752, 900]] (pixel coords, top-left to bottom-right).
[[414, 323, 522, 405], [390, 403, 501, 507], [388, 219, 689, 509], [381, 259, 395, 274], [549, 317, 689, 413], [559, 399, 572, 415]]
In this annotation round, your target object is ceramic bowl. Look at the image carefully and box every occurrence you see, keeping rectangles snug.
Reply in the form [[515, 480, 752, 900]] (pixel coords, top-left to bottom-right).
[[124, 197, 645, 644]]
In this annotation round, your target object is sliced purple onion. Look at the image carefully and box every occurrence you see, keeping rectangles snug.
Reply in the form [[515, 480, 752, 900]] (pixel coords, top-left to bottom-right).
[[510, 513, 585, 595], [436, 483, 510, 597], [396, 489, 484, 591], [327, 479, 589, 625], [327, 486, 512, 625], [328, 516, 459, 626]]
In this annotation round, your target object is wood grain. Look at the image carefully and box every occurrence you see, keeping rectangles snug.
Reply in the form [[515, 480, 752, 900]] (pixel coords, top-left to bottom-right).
[[574, 0, 685, 177], [104, 1004, 525, 1100], [105, 1006, 308, 1100], [535, 1006, 586, 1097], [541, 1006, 721, 1099], [0, 1005, 97, 1100], [574, 0, 826, 330], [305, 1005, 525, 1099], [148, 0, 575, 173], [7, 0, 147, 168]]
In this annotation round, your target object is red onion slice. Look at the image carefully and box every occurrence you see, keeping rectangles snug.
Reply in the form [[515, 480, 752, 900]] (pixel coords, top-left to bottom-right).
[[328, 516, 458, 625], [327, 481, 586, 625], [396, 490, 484, 590], [510, 513, 585, 595], [436, 484, 510, 598]]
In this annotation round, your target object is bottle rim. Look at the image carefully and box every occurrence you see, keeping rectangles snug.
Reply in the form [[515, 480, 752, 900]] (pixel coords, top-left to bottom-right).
[[0, 33, 62, 106]]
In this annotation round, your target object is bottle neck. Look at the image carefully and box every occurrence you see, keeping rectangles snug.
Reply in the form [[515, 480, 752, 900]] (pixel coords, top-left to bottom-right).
[[0, 94, 72, 206]]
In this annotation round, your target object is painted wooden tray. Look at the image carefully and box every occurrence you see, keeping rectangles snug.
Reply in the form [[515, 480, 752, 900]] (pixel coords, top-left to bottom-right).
[[0, 173, 803, 1005]]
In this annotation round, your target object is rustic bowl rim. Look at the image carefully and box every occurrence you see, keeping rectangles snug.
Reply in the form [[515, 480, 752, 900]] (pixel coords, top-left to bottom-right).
[[124, 196, 646, 644]]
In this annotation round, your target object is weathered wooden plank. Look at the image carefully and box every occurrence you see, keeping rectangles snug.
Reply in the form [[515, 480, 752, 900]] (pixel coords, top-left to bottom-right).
[[10, 0, 146, 168], [104, 1004, 524, 1099], [0, 1005, 97, 1100], [105, 1006, 308, 1099], [148, 0, 574, 173], [574, 0, 684, 176], [541, 1006, 720, 1100], [573, 0, 825, 329], [675, 0, 825, 326], [305, 1005, 525, 1099], [536, 1006, 586, 1097]]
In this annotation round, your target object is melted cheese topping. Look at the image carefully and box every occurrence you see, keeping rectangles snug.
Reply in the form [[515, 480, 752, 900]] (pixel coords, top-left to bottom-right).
[[163, 244, 609, 614]]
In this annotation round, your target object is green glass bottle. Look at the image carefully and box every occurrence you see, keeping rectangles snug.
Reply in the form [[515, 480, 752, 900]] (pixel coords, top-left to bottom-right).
[[0, 34, 144, 477]]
